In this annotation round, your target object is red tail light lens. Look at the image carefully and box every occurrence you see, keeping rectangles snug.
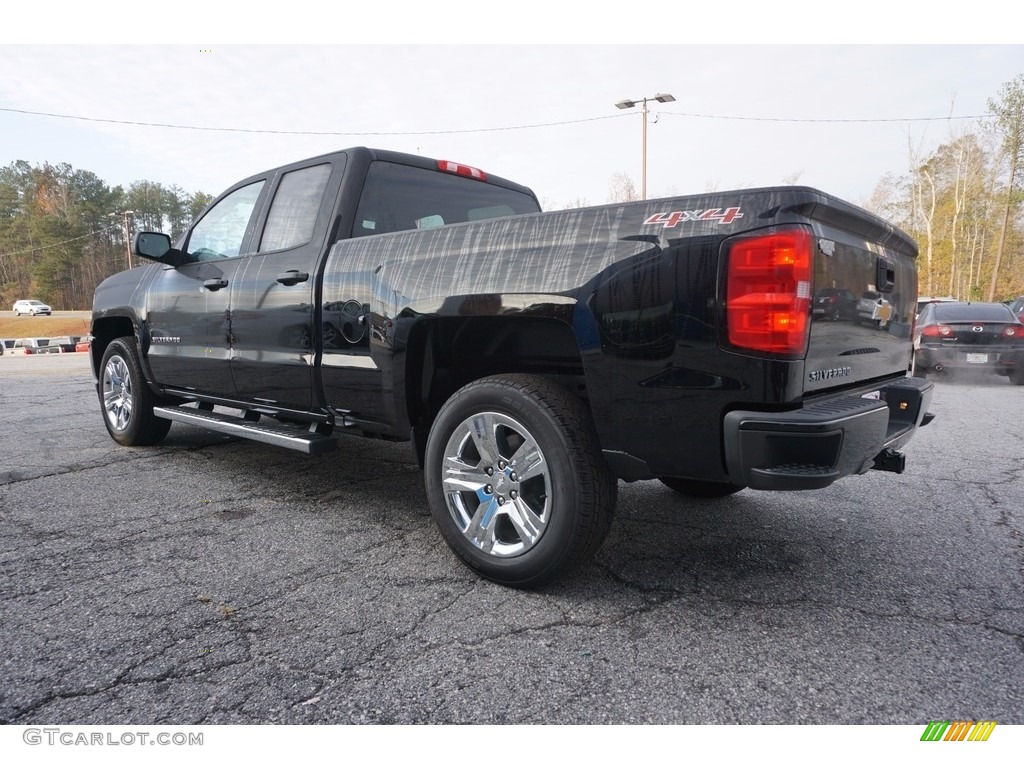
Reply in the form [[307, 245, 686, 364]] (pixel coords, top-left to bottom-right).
[[921, 325, 953, 338], [1002, 324, 1023, 339], [437, 160, 487, 181], [726, 228, 813, 355]]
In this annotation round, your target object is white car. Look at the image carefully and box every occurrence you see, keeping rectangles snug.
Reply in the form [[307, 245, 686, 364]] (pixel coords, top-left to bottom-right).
[[856, 292, 894, 327], [13, 299, 52, 316]]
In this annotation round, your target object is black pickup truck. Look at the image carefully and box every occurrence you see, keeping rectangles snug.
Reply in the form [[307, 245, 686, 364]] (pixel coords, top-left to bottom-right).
[[91, 147, 933, 587]]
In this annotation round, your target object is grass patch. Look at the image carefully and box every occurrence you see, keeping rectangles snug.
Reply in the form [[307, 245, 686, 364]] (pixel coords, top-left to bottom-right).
[[0, 315, 91, 339]]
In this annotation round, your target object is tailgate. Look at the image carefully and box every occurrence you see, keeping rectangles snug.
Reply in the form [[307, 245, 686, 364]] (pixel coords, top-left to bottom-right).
[[801, 198, 918, 393]]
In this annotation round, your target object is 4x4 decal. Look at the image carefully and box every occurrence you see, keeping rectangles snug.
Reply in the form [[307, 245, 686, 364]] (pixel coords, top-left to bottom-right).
[[643, 208, 743, 228]]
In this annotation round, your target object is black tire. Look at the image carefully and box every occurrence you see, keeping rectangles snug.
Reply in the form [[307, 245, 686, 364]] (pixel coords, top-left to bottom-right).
[[424, 374, 617, 588], [98, 337, 172, 446], [1010, 368, 1024, 386], [659, 477, 745, 498]]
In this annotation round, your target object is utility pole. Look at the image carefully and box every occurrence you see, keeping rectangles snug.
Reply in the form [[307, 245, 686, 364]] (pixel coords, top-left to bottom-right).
[[111, 210, 135, 270]]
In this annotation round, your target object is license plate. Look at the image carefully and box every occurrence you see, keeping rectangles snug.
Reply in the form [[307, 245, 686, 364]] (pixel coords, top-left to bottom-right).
[[966, 353, 988, 363]]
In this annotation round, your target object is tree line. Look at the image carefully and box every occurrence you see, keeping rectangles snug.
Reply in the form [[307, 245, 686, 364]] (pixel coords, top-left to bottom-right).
[[867, 74, 1024, 302], [0, 161, 212, 310]]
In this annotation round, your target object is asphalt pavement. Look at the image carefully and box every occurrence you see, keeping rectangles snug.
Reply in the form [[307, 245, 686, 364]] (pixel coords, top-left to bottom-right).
[[1, 354, 1022, 724]]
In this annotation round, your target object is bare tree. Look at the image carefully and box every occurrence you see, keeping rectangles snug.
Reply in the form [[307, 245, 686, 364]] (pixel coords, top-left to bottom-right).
[[986, 74, 1024, 301], [607, 172, 639, 203]]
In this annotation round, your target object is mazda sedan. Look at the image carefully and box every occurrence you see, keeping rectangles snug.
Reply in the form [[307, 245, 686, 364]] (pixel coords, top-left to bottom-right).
[[914, 301, 1024, 383]]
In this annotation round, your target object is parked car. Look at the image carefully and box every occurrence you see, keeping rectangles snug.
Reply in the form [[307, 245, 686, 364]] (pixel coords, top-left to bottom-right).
[[11, 338, 62, 355], [13, 299, 52, 316], [857, 291, 894, 327], [1006, 295, 1024, 319], [813, 288, 859, 321], [914, 301, 1024, 382], [916, 295, 958, 318], [50, 336, 84, 353]]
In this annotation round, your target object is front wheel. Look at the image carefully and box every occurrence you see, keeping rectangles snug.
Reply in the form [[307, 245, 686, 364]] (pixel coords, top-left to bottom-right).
[[98, 337, 171, 446], [424, 374, 617, 588], [659, 477, 745, 498]]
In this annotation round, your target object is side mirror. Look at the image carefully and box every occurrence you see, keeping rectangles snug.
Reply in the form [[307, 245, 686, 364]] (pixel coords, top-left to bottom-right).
[[133, 231, 172, 260], [133, 231, 187, 267]]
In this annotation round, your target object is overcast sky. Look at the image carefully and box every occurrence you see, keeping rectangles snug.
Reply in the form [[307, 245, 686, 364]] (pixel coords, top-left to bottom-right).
[[1, 7, 1020, 213]]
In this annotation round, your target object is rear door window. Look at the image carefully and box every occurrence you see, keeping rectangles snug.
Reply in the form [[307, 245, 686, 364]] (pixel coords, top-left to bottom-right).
[[352, 161, 539, 238], [259, 164, 333, 252]]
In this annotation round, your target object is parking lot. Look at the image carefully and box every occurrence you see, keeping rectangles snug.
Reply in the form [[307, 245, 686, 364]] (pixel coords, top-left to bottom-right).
[[1, 353, 1022, 725]]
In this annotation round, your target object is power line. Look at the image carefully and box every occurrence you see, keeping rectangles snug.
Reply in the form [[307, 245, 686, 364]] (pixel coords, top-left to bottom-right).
[[0, 105, 993, 136], [0, 224, 120, 259], [0, 107, 621, 136], [659, 110, 991, 124]]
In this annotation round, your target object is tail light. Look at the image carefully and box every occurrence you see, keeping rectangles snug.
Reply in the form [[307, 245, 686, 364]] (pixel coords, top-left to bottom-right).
[[726, 228, 813, 355], [1003, 324, 1024, 340], [437, 160, 487, 181], [921, 325, 953, 338]]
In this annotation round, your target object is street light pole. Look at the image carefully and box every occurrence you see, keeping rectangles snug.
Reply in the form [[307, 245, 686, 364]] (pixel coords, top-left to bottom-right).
[[615, 93, 675, 200]]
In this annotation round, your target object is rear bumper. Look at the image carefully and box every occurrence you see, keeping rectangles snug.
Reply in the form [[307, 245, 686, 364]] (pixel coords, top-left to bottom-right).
[[722, 377, 933, 490], [916, 346, 1020, 374]]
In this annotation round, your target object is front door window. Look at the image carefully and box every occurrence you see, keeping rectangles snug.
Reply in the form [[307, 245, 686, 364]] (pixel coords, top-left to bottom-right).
[[186, 181, 265, 261]]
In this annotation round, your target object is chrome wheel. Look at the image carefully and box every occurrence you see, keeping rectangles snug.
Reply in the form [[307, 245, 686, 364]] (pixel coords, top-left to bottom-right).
[[102, 354, 134, 431], [441, 411, 550, 558]]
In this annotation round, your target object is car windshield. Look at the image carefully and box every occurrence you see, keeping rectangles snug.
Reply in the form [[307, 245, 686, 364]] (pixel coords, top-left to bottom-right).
[[933, 303, 1016, 322]]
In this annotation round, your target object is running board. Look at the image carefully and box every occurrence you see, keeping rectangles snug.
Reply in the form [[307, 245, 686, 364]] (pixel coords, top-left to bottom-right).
[[154, 405, 337, 455]]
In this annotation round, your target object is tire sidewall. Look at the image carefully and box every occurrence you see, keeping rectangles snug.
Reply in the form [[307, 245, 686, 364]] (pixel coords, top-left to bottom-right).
[[97, 337, 171, 446], [99, 339, 136, 443], [424, 379, 588, 586]]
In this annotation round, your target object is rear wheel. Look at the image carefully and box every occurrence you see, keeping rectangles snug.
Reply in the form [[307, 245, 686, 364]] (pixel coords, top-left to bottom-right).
[[424, 374, 616, 588], [98, 337, 171, 446], [659, 477, 745, 498]]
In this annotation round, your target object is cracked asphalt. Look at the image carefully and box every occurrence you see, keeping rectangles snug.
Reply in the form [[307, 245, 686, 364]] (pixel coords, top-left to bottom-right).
[[1, 354, 1022, 724]]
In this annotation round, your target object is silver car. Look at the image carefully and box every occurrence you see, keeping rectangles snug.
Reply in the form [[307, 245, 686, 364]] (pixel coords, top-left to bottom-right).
[[13, 299, 52, 316]]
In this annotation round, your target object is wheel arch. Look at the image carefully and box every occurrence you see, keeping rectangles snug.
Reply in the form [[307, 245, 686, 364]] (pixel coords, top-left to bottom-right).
[[402, 314, 590, 465], [90, 316, 137, 380]]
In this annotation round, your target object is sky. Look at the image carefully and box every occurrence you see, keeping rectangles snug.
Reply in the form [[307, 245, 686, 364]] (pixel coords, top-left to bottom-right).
[[0, 6, 1021, 215]]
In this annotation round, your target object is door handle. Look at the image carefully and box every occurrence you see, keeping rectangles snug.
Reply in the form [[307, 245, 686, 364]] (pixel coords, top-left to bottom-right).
[[277, 270, 310, 286], [203, 278, 228, 291]]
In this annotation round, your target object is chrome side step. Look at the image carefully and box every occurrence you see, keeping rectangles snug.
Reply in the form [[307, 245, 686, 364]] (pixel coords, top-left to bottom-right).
[[154, 405, 337, 455]]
